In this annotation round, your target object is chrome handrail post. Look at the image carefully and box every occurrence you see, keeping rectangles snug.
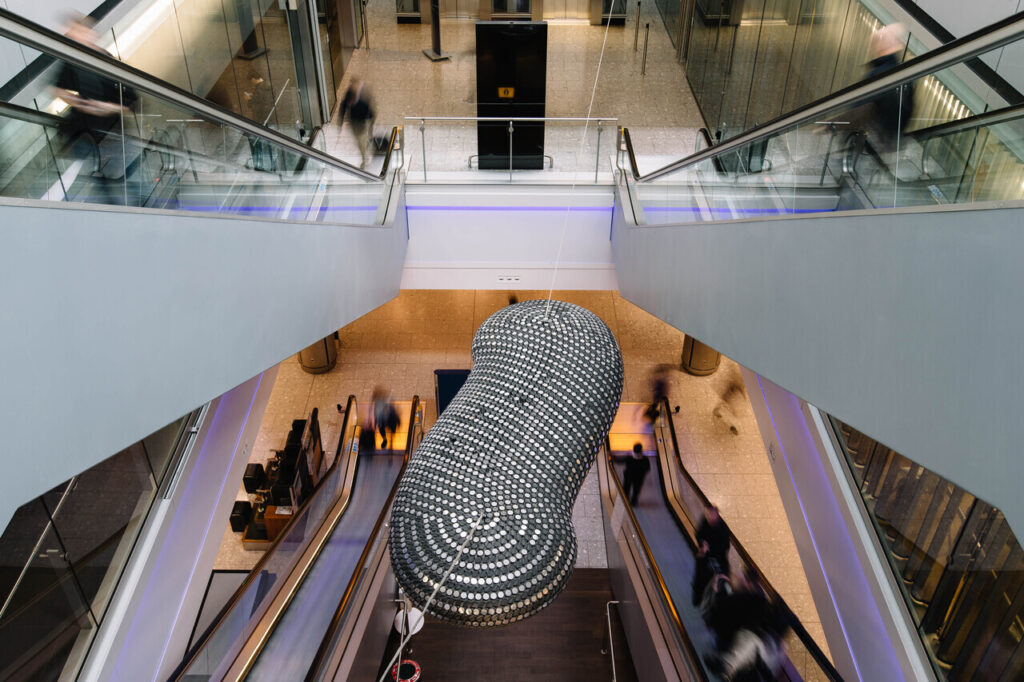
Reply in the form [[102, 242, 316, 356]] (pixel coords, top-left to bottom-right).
[[508, 119, 514, 182], [420, 118, 427, 183], [595, 119, 603, 183]]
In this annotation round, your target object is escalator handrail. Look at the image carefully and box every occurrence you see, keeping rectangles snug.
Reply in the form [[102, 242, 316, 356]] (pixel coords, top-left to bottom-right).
[[913, 100, 1024, 142], [0, 8, 381, 182], [169, 395, 360, 681], [0, 100, 63, 128], [655, 399, 844, 681], [627, 11, 1024, 183], [303, 395, 422, 682], [604, 440, 710, 682]]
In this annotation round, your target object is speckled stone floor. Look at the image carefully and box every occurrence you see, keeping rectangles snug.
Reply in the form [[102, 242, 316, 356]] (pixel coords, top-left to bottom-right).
[[211, 289, 831, 659]]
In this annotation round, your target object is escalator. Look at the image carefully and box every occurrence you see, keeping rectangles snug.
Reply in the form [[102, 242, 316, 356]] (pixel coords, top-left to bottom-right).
[[598, 400, 841, 682], [617, 13, 1024, 226], [172, 396, 424, 681], [0, 9, 403, 225]]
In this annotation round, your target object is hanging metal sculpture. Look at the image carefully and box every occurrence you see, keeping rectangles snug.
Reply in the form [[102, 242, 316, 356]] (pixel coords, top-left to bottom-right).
[[389, 300, 623, 627]]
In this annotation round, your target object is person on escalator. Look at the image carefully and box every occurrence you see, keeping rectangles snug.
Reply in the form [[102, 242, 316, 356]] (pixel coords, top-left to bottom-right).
[[846, 22, 916, 167], [372, 386, 399, 450], [705, 570, 794, 681], [340, 77, 375, 169], [622, 442, 650, 506], [693, 504, 731, 605], [53, 13, 138, 203]]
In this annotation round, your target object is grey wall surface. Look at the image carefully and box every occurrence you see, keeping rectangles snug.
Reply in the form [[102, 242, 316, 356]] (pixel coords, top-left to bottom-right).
[[0, 197, 407, 528], [611, 199, 1024, 535]]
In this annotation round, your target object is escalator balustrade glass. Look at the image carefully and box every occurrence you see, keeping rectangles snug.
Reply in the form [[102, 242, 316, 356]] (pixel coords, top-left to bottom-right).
[[0, 10, 400, 225], [605, 400, 841, 681], [830, 417, 1024, 682], [620, 14, 1024, 225]]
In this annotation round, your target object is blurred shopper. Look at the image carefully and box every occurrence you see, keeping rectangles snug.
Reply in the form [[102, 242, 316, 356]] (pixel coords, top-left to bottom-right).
[[712, 377, 744, 436], [847, 22, 915, 164], [340, 77, 375, 169], [53, 13, 136, 203], [704, 568, 794, 681], [693, 503, 731, 605], [242, 71, 275, 170], [622, 442, 651, 506], [644, 365, 670, 427], [372, 386, 399, 450]]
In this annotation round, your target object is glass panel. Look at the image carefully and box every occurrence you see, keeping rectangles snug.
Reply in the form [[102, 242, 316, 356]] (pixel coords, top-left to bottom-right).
[[142, 414, 191, 482], [0, 409, 199, 680], [0, 518, 97, 681], [0, 29, 387, 223], [180, 410, 358, 680], [832, 418, 1024, 682], [315, 0, 341, 113], [631, 29, 1024, 224], [48, 445, 158, 622], [413, 119, 613, 183]]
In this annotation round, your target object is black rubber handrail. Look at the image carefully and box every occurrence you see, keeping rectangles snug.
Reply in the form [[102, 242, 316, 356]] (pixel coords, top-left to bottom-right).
[[655, 398, 844, 681], [0, 100, 62, 128], [169, 395, 360, 681], [625, 12, 1024, 183], [303, 395, 422, 681]]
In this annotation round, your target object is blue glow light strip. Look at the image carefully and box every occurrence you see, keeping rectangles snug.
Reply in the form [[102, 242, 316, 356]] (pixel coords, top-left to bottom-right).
[[404, 204, 613, 212]]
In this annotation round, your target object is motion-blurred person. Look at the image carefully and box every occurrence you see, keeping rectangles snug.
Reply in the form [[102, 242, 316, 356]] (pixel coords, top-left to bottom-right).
[[242, 71, 275, 170], [706, 569, 794, 681], [340, 77, 375, 169], [622, 443, 651, 506], [53, 13, 136, 203], [372, 386, 399, 450], [851, 23, 915, 160], [693, 503, 731, 605], [712, 377, 744, 436], [643, 365, 670, 426]]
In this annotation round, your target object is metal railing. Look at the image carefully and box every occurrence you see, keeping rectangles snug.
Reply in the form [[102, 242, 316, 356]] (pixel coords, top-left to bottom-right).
[[405, 115, 617, 183]]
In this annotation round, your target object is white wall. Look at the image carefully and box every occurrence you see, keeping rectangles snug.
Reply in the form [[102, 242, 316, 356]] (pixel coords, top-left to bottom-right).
[[611, 198, 1024, 535], [401, 185, 618, 290], [0, 197, 407, 528]]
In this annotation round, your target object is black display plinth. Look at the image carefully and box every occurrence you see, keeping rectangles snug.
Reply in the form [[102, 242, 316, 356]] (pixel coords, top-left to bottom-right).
[[475, 22, 547, 170]]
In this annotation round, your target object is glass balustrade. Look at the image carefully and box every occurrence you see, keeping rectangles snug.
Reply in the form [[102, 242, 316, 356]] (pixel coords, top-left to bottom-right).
[[0, 410, 199, 682], [830, 417, 1024, 682], [0, 14, 401, 224], [620, 18, 1024, 226], [177, 401, 360, 681], [406, 116, 617, 184]]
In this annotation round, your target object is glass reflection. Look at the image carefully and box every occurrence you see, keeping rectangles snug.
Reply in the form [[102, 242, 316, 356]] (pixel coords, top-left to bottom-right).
[[833, 418, 1024, 682]]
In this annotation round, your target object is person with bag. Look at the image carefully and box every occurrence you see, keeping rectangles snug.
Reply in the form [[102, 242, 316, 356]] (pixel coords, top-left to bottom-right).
[[340, 77, 375, 169]]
